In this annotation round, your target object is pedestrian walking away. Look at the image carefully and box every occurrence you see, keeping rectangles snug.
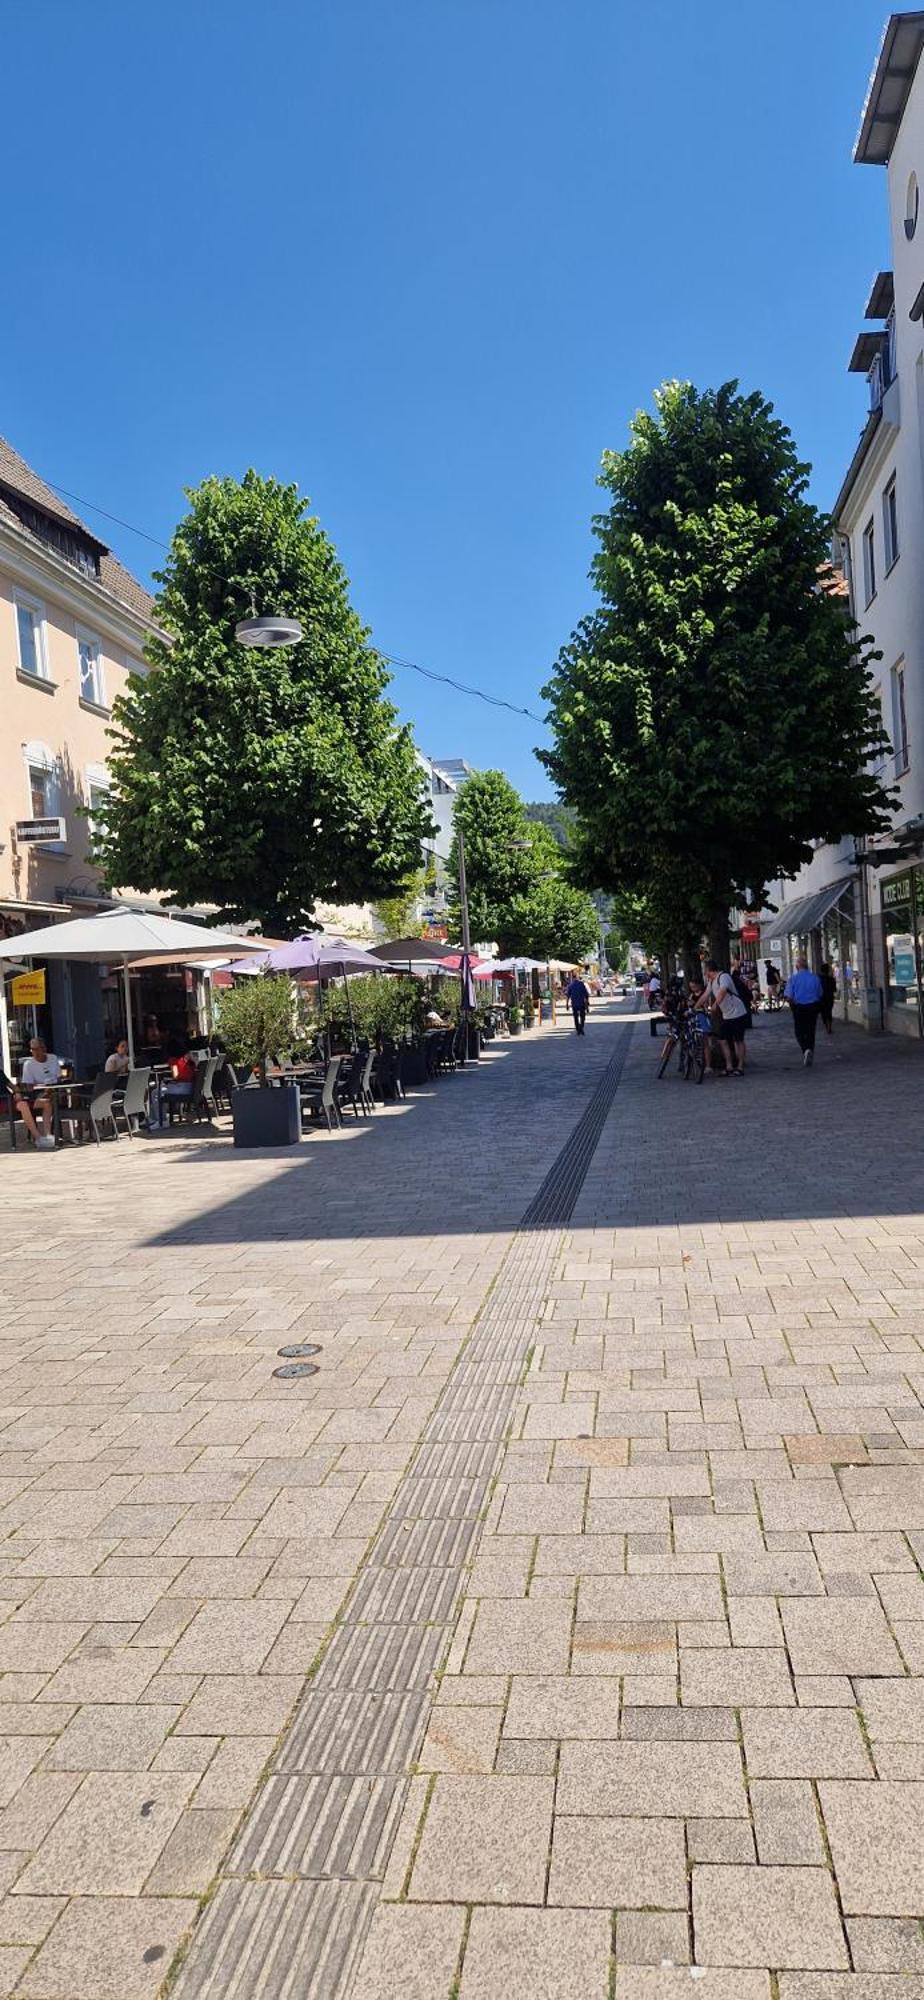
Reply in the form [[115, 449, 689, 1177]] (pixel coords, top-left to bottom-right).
[[819, 961, 837, 1036], [566, 973, 590, 1035], [647, 967, 662, 1038], [784, 956, 824, 1066]]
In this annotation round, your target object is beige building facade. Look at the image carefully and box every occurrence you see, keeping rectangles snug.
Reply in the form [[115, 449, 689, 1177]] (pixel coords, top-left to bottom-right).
[[0, 436, 158, 1074]]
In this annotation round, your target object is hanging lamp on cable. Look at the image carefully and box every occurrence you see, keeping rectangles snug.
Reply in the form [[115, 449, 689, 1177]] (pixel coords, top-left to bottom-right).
[[235, 589, 303, 650]]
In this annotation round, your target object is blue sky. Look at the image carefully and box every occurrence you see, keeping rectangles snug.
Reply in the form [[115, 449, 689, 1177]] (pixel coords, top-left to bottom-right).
[[5, 0, 892, 796]]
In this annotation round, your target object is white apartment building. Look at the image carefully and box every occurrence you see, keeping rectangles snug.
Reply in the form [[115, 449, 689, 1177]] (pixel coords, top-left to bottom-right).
[[767, 10, 924, 1033]]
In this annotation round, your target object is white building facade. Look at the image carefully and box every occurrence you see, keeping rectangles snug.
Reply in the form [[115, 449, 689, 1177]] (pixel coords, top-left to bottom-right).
[[768, 11, 924, 1033]]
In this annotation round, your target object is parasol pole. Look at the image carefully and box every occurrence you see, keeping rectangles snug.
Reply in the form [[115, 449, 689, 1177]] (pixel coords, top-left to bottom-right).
[[122, 961, 136, 1067], [340, 961, 357, 1049]]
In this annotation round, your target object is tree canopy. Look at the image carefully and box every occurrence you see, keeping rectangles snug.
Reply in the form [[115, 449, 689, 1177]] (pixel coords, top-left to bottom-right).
[[94, 472, 433, 933], [541, 380, 893, 956], [448, 770, 598, 960]]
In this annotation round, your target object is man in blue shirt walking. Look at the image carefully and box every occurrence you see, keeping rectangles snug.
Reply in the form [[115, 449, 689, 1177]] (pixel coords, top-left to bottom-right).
[[783, 957, 824, 1067]]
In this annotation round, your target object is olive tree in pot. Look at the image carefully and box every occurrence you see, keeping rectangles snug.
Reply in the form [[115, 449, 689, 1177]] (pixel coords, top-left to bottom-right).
[[218, 976, 303, 1147]]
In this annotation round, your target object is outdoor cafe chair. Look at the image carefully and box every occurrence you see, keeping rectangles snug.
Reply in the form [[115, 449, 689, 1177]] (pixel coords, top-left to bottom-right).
[[57, 1079, 124, 1145], [436, 1028, 457, 1074], [338, 1046, 376, 1120], [112, 1066, 151, 1136], [301, 1054, 343, 1133]]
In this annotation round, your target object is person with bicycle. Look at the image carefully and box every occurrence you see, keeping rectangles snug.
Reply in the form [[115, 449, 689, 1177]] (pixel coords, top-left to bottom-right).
[[701, 959, 748, 1075]]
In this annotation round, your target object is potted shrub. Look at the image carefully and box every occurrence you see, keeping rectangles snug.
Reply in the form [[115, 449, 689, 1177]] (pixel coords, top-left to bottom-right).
[[522, 994, 535, 1030], [508, 1002, 523, 1036], [218, 976, 303, 1147]]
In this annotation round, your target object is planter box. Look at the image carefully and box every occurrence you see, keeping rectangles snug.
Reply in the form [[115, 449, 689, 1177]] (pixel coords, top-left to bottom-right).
[[232, 1084, 301, 1148], [509, 1020, 522, 1036]]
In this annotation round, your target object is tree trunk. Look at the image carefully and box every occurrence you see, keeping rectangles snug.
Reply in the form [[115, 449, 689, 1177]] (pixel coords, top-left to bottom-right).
[[709, 903, 730, 969]]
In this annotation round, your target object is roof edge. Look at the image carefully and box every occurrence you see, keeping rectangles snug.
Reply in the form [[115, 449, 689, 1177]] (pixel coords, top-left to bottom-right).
[[855, 10, 924, 164]]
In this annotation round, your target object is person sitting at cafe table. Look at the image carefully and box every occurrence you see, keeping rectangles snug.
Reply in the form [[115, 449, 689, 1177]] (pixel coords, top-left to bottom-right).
[[104, 1039, 130, 1077], [15, 1037, 62, 1150], [161, 1050, 197, 1111]]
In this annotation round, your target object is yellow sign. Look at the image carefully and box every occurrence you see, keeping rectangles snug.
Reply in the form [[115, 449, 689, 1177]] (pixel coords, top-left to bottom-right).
[[10, 970, 46, 1007]]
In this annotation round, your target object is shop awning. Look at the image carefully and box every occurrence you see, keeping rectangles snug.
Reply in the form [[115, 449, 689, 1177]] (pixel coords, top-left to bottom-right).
[[761, 877, 854, 943]]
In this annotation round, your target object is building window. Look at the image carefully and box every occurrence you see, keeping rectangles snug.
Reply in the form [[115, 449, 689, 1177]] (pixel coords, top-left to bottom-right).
[[892, 661, 910, 775], [14, 594, 47, 679], [862, 520, 877, 606], [29, 765, 49, 818], [883, 477, 899, 571], [85, 764, 111, 843], [22, 741, 64, 848], [77, 630, 105, 707]]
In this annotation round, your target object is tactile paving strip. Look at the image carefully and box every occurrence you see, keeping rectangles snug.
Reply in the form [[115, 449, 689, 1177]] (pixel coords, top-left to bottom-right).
[[172, 1018, 633, 1998]]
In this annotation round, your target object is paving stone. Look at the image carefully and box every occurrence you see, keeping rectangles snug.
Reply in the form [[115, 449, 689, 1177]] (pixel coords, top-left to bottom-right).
[[504, 1674, 620, 1739], [44, 1703, 178, 1772], [418, 1705, 501, 1773], [460, 1906, 611, 2000], [15, 1894, 195, 1999], [572, 1620, 675, 1675], [144, 1805, 239, 1894], [856, 1677, 924, 1742], [549, 1815, 687, 1907], [15, 1771, 198, 1895], [498, 1485, 585, 1535], [778, 1981, 924, 1998], [780, 1600, 904, 1677], [820, 1779, 924, 1915], [616, 1909, 690, 1963], [846, 1917, 924, 1971], [579, 1574, 725, 1622], [680, 1646, 794, 1707], [356, 1902, 466, 1999], [409, 1775, 554, 1903], [464, 1600, 572, 1675], [558, 1739, 746, 1816], [692, 1862, 849, 1968], [614, 1977, 771, 2000], [686, 1817, 756, 1862], [751, 1778, 825, 1863], [742, 1707, 873, 1777]]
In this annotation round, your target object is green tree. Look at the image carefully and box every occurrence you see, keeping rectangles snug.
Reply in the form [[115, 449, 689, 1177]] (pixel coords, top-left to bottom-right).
[[541, 381, 893, 961], [94, 472, 433, 933], [446, 770, 536, 946], [448, 772, 597, 959], [373, 868, 426, 939], [505, 878, 599, 963]]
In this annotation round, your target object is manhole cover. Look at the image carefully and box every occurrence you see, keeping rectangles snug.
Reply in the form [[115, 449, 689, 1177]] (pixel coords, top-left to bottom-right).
[[277, 1343, 322, 1358], [273, 1361, 320, 1380]]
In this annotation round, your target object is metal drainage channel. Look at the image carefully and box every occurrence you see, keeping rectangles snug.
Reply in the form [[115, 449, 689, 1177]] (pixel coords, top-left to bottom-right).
[[172, 1020, 634, 2000]]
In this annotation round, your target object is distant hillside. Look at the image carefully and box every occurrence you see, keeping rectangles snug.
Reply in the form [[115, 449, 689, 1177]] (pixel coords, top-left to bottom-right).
[[524, 800, 575, 851]]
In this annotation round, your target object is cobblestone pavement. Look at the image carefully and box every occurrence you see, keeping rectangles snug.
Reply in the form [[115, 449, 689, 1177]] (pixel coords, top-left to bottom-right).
[[5, 1003, 924, 1996], [0, 1009, 615, 2000]]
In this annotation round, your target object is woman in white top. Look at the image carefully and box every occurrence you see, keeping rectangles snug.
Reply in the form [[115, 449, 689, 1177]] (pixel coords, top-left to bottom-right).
[[15, 1038, 62, 1147], [701, 960, 748, 1075]]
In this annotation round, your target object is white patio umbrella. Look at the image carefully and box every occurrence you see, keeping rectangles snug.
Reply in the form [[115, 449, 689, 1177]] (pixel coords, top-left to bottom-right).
[[0, 907, 267, 1066]]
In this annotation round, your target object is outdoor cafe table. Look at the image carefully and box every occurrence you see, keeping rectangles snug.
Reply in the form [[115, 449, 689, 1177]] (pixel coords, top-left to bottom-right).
[[20, 1079, 92, 1145]]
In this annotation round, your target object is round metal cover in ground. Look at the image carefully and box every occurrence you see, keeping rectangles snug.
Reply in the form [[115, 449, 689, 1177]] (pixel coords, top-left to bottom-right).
[[273, 1361, 319, 1380], [235, 614, 304, 649], [277, 1342, 322, 1358]]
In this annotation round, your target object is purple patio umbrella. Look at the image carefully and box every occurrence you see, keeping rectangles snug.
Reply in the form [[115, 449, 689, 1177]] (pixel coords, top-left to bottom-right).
[[263, 935, 386, 1048]]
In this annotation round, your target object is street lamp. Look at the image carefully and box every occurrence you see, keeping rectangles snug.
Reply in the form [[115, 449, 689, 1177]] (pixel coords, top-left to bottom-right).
[[235, 612, 303, 649]]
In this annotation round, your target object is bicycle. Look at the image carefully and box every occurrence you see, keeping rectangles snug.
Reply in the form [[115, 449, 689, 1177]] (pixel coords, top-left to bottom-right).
[[656, 1002, 707, 1083]]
